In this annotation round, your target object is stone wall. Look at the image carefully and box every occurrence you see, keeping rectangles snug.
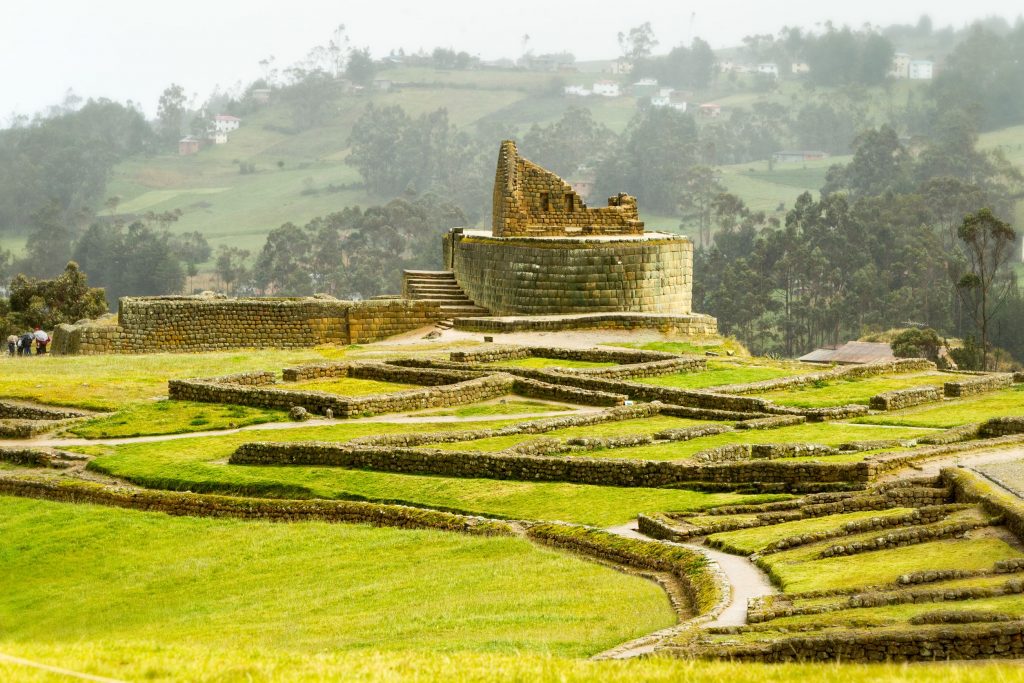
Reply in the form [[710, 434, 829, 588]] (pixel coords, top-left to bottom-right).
[[446, 230, 695, 316], [169, 366, 516, 418], [53, 296, 441, 355], [0, 476, 515, 536], [944, 374, 1014, 397], [492, 140, 642, 238], [869, 386, 943, 411], [230, 441, 872, 489], [452, 312, 718, 334]]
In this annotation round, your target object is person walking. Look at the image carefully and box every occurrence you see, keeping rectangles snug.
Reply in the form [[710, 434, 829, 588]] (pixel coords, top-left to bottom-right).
[[33, 327, 49, 355], [18, 331, 34, 356], [6, 334, 16, 356]]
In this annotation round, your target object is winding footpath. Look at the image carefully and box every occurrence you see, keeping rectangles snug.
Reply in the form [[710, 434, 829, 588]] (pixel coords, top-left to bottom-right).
[[596, 520, 777, 659]]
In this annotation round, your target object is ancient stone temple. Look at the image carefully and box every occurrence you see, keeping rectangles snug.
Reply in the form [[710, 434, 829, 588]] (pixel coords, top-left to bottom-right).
[[435, 140, 708, 319]]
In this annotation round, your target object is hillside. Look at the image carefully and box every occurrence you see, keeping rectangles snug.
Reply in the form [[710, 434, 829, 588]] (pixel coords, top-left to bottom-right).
[[10, 66, 1013, 278]]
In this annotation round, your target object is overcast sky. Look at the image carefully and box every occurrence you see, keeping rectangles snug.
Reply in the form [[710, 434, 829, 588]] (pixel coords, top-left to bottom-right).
[[3, 0, 1022, 120]]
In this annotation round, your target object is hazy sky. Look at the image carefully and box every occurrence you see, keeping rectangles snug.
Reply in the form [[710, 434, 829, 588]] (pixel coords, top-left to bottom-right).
[[3, 0, 1022, 119]]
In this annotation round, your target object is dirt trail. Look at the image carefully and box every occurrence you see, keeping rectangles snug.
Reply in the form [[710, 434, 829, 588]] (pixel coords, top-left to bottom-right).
[[0, 651, 126, 683], [597, 521, 777, 659]]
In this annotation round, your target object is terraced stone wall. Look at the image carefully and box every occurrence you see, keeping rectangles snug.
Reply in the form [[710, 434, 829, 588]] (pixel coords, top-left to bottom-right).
[[52, 296, 441, 355], [446, 231, 694, 315]]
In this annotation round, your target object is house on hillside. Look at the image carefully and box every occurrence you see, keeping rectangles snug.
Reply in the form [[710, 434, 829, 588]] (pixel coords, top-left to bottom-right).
[[563, 84, 591, 97], [757, 63, 779, 78], [178, 136, 201, 155], [699, 103, 721, 117], [592, 80, 621, 97], [213, 115, 241, 133], [890, 52, 912, 79], [909, 60, 934, 80], [250, 88, 271, 103], [791, 62, 810, 74], [210, 131, 228, 145], [372, 79, 393, 91]]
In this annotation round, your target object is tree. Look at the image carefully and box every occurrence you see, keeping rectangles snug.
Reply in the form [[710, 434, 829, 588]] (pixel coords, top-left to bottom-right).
[[345, 47, 377, 86], [520, 107, 613, 178], [156, 84, 187, 146], [678, 166, 725, 247], [618, 22, 657, 67], [170, 232, 212, 294], [953, 208, 1017, 369], [891, 328, 942, 362], [215, 246, 250, 294], [5, 262, 107, 333]]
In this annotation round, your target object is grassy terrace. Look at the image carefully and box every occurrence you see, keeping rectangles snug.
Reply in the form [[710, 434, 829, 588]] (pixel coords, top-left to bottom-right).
[[706, 508, 916, 554], [417, 399, 573, 417], [76, 420, 785, 526], [633, 359, 815, 390], [854, 386, 1024, 428], [761, 528, 1019, 594], [575, 422, 933, 462], [430, 415, 710, 452], [71, 400, 287, 438], [484, 357, 616, 369], [0, 349, 349, 411], [285, 376, 419, 395], [0, 496, 674, 659], [755, 372, 951, 408]]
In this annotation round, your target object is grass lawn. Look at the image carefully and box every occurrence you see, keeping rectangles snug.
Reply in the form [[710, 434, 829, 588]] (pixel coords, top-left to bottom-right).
[[853, 386, 1024, 428], [0, 496, 674, 659], [706, 508, 915, 555], [768, 593, 1024, 631], [0, 349, 348, 411], [484, 357, 617, 369], [634, 360, 811, 390], [431, 415, 711, 453], [1, 643, 1018, 683], [70, 400, 287, 438], [761, 533, 1023, 594], [606, 339, 747, 356], [590, 422, 932, 462], [756, 373, 950, 408], [77, 420, 784, 526], [285, 376, 419, 396], [418, 399, 573, 417]]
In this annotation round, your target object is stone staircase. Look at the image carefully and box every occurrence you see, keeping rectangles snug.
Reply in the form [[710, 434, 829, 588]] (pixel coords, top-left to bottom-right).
[[402, 270, 490, 325]]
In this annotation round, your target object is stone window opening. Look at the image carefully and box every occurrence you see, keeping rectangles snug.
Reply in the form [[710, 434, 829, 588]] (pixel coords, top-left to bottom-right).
[[565, 193, 574, 213], [540, 192, 550, 211]]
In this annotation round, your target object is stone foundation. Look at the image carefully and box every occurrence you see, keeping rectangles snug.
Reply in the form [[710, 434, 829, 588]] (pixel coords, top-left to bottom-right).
[[52, 296, 441, 355], [445, 229, 696, 316]]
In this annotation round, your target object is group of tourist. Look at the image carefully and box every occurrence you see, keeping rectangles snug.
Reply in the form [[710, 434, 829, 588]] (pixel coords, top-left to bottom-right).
[[6, 328, 49, 356]]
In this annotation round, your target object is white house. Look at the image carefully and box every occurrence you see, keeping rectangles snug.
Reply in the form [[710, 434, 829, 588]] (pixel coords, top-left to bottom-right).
[[650, 93, 671, 107], [756, 63, 779, 78], [592, 80, 621, 97], [563, 85, 591, 97], [213, 115, 241, 133], [890, 52, 912, 79], [909, 60, 934, 80], [791, 62, 810, 74], [210, 131, 228, 145]]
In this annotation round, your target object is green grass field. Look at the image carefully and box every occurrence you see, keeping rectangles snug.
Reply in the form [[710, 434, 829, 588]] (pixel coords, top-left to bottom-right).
[[72, 417, 783, 526], [285, 376, 419, 395], [0, 496, 674, 659], [756, 373, 950, 408], [854, 386, 1024, 428], [70, 400, 286, 438], [634, 359, 812, 390]]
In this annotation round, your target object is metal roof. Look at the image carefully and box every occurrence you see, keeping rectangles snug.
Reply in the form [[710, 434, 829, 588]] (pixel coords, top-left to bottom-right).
[[798, 341, 896, 365]]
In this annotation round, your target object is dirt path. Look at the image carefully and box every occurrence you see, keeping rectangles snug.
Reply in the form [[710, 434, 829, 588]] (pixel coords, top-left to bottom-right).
[[597, 520, 776, 659], [0, 651, 126, 683], [0, 406, 600, 449]]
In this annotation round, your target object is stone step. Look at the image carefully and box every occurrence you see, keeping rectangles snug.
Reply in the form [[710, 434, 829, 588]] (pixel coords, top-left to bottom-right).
[[403, 270, 456, 280], [408, 285, 463, 294], [440, 305, 490, 317]]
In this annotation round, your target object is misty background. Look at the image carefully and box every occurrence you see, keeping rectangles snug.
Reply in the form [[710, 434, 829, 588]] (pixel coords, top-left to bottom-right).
[[3, 1, 1024, 369]]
